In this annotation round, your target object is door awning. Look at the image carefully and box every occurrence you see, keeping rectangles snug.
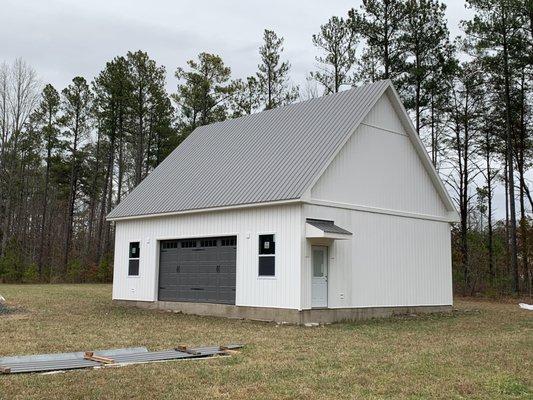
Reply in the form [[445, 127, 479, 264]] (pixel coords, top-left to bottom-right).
[[305, 219, 352, 240]]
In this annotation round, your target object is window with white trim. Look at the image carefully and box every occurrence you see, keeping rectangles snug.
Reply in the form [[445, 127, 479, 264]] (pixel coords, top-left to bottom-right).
[[258, 234, 275, 276], [128, 242, 140, 276]]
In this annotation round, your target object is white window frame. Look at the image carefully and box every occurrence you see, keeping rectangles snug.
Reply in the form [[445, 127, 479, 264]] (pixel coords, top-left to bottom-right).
[[258, 232, 276, 279], [128, 241, 141, 277]]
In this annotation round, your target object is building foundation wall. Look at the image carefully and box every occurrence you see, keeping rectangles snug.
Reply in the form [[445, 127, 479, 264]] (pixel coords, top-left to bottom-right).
[[113, 299, 452, 324]]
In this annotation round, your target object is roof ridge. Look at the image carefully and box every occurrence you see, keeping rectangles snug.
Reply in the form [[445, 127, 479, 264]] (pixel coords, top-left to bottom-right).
[[197, 79, 391, 131]]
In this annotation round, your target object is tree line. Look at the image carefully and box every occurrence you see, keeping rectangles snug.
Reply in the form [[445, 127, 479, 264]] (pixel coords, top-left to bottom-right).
[[0, 0, 531, 296]]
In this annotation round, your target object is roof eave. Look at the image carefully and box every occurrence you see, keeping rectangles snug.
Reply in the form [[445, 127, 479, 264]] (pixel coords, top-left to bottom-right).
[[106, 198, 303, 222]]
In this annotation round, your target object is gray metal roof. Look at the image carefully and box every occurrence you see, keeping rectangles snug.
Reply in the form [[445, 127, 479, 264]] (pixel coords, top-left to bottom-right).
[[108, 80, 391, 219], [306, 219, 353, 235]]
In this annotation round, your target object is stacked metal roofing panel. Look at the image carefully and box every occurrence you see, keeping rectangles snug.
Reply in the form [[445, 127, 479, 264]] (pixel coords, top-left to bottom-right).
[[0, 344, 242, 374]]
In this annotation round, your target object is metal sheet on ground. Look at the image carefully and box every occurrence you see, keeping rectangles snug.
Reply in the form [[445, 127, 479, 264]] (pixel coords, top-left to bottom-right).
[[0, 344, 243, 375], [0, 347, 148, 365]]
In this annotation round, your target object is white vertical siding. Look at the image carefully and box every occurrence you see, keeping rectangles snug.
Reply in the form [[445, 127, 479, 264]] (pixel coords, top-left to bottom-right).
[[363, 92, 407, 134], [112, 204, 303, 309], [311, 93, 448, 217], [303, 204, 453, 309]]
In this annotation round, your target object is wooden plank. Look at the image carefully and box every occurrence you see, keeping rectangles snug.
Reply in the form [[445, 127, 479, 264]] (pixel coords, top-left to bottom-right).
[[218, 346, 238, 355], [83, 352, 115, 364], [175, 345, 200, 355], [0, 366, 11, 374]]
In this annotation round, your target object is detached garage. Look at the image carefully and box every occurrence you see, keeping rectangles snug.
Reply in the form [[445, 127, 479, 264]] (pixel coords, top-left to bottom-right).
[[108, 80, 458, 324]]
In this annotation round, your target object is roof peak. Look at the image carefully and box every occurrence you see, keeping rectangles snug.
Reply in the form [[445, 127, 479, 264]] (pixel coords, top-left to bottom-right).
[[197, 80, 391, 131]]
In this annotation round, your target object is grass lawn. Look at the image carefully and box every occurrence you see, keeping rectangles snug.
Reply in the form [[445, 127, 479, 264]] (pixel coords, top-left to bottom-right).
[[0, 285, 531, 399]]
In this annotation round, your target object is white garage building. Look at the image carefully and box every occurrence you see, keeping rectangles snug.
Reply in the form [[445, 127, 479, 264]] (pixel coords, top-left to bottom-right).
[[108, 80, 458, 324]]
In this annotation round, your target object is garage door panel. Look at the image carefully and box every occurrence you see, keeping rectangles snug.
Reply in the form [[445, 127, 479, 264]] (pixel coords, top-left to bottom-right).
[[218, 276, 235, 287], [158, 236, 236, 304], [217, 289, 236, 304]]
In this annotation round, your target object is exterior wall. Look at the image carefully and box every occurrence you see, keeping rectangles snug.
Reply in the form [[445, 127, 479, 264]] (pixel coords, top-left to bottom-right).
[[304, 92, 453, 310], [311, 93, 448, 217], [302, 204, 453, 309], [112, 203, 303, 309]]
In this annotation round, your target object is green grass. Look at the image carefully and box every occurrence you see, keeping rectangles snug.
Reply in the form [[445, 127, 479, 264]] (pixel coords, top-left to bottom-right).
[[0, 284, 531, 399]]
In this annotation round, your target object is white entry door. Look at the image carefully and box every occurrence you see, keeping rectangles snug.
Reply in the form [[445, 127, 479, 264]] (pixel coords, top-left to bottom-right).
[[311, 246, 328, 308]]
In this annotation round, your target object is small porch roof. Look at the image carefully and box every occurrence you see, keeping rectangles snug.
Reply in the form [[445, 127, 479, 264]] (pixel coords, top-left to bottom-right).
[[305, 219, 352, 240]]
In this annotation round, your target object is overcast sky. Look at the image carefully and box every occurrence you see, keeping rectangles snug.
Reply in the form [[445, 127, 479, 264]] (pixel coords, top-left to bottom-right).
[[1, 0, 472, 91], [5, 1, 512, 217]]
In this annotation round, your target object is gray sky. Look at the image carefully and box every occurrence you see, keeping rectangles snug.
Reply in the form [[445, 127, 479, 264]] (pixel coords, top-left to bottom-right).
[[1, 0, 471, 92], [6, 0, 512, 218]]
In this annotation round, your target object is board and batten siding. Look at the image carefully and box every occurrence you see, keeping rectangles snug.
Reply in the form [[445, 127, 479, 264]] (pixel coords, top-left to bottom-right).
[[310, 93, 448, 218], [112, 203, 303, 309], [303, 91, 453, 309], [302, 204, 453, 309]]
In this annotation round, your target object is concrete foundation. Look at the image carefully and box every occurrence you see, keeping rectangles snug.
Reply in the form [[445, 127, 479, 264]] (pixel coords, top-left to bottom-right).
[[113, 300, 452, 324]]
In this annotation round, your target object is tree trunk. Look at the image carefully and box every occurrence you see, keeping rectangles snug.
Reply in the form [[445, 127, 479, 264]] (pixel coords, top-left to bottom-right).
[[383, 0, 390, 79], [135, 86, 145, 186], [38, 125, 52, 279], [485, 131, 494, 282], [501, 6, 519, 293], [96, 137, 114, 265], [517, 70, 529, 294], [62, 112, 80, 275]]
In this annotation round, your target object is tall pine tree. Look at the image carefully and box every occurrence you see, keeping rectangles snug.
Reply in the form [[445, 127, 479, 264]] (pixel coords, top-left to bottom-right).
[[257, 30, 299, 109], [60, 76, 92, 274], [173, 53, 233, 137], [349, 0, 407, 83], [310, 16, 358, 94]]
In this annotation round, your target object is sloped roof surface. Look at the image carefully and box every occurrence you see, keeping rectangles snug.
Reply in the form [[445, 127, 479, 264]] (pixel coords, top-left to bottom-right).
[[107, 80, 390, 219], [306, 219, 353, 235]]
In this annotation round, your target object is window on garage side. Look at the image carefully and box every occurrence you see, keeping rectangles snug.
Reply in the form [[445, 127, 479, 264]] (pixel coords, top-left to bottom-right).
[[128, 242, 140, 276], [258, 234, 275, 276]]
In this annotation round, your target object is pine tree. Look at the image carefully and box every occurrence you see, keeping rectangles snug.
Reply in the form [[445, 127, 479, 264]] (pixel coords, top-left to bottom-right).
[[310, 16, 358, 94], [348, 0, 407, 83], [126, 51, 168, 186], [464, 0, 526, 293], [173, 53, 233, 137], [33, 84, 61, 277], [257, 30, 299, 109], [231, 76, 261, 116], [401, 0, 452, 135], [60, 76, 92, 274], [92, 56, 131, 264], [144, 79, 175, 173], [443, 61, 485, 294]]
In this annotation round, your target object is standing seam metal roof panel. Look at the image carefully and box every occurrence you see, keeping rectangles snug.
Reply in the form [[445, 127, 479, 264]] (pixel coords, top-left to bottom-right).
[[306, 219, 353, 235], [107, 80, 390, 219]]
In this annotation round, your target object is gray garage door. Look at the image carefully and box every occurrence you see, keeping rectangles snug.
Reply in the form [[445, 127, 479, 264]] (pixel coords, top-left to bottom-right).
[[158, 236, 237, 304]]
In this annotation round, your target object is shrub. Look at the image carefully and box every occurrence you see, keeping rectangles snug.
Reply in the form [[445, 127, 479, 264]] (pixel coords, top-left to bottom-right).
[[66, 259, 83, 283], [0, 240, 24, 283], [22, 263, 39, 283]]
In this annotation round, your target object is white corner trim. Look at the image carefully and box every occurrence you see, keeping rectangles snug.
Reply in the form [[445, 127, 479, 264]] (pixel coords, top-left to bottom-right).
[[306, 198, 458, 223]]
